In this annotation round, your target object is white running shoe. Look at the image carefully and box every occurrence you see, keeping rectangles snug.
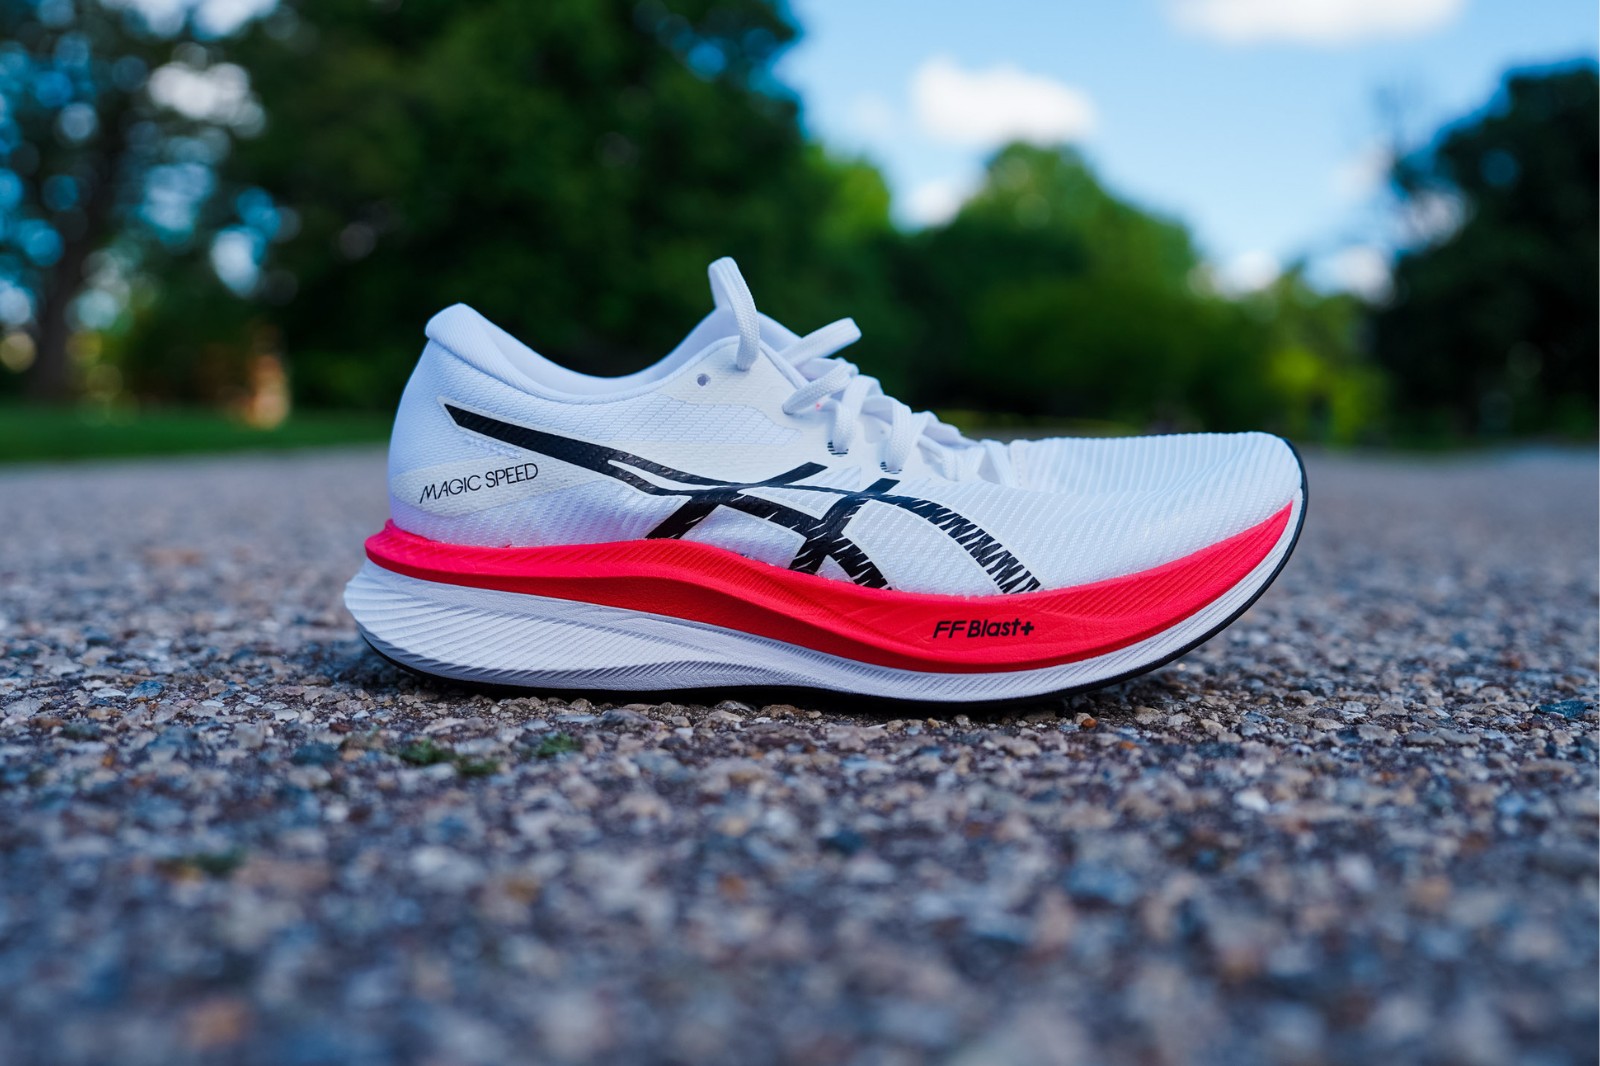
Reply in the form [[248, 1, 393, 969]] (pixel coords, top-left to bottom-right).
[[345, 258, 1306, 702]]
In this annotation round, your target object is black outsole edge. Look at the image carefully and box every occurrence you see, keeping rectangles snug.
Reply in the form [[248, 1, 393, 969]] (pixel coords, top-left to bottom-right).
[[356, 443, 1311, 714]]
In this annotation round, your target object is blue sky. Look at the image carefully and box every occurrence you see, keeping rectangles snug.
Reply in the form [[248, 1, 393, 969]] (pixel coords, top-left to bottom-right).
[[774, 0, 1597, 295]]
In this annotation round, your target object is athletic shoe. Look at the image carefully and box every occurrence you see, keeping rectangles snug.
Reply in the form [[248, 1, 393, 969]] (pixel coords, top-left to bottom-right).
[[345, 258, 1306, 701]]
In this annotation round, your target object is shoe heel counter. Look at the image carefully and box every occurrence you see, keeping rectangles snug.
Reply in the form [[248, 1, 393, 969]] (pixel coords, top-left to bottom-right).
[[387, 339, 458, 494], [386, 338, 526, 541]]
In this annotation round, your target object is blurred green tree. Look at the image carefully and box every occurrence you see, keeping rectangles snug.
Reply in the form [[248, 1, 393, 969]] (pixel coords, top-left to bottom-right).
[[882, 143, 1386, 441], [1375, 63, 1598, 437], [1252, 268, 1386, 444], [0, 0, 261, 402], [893, 144, 1281, 431], [142, 0, 900, 409], [6, 2, 1589, 445]]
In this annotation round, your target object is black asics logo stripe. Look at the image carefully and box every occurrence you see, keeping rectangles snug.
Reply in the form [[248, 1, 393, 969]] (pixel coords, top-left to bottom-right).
[[444, 402, 1041, 594]]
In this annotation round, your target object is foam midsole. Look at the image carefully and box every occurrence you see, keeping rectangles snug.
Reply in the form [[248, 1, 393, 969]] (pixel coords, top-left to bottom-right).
[[359, 502, 1295, 674], [346, 497, 1296, 700]]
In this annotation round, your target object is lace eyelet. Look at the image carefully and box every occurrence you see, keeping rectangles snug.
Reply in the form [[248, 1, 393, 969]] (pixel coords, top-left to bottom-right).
[[696, 373, 710, 387]]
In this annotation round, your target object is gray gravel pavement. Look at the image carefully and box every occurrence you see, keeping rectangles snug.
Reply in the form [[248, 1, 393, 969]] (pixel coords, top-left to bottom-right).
[[0, 445, 1595, 1066]]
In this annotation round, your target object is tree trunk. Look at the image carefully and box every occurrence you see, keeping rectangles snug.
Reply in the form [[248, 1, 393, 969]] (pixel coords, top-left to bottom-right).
[[23, 99, 128, 405], [24, 249, 84, 404]]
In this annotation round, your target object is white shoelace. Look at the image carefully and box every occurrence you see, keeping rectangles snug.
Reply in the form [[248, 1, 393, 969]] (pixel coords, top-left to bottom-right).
[[709, 258, 1011, 482]]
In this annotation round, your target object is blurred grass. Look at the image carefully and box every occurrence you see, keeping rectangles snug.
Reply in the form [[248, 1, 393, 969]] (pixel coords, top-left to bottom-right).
[[0, 402, 1135, 465], [4, 402, 1563, 464], [0, 403, 391, 463]]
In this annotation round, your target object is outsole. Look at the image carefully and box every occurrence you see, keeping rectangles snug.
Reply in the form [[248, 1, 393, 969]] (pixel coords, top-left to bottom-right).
[[344, 448, 1308, 703]]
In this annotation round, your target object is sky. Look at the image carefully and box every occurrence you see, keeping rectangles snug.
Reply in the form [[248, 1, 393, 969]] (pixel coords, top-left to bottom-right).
[[774, 0, 1598, 296]]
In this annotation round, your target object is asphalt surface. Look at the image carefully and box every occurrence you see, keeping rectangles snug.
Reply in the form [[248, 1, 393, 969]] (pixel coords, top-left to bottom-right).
[[0, 446, 1595, 1066]]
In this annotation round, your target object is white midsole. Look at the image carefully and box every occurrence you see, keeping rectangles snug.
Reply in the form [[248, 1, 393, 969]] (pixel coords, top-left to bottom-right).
[[342, 492, 1301, 702]]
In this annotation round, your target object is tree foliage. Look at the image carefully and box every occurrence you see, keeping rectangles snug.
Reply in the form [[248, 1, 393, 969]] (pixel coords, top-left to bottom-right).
[[889, 145, 1275, 429], [148, 0, 893, 409], [0, 0, 258, 402], [1, 2, 1590, 444], [877, 145, 1378, 437], [123, 4, 1376, 438], [1376, 63, 1598, 437]]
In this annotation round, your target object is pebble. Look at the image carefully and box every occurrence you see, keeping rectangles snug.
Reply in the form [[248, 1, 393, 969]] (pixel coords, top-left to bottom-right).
[[0, 449, 1592, 1066], [1537, 699, 1594, 720]]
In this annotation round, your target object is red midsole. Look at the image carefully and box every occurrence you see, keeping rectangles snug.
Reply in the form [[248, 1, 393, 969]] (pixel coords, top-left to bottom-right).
[[365, 505, 1292, 674]]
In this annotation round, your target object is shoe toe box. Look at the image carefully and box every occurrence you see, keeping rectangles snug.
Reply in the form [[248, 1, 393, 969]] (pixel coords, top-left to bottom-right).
[[1006, 432, 1305, 589]]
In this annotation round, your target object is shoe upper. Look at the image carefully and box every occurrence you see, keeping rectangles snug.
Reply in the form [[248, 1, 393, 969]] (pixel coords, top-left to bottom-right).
[[385, 258, 1302, 597]]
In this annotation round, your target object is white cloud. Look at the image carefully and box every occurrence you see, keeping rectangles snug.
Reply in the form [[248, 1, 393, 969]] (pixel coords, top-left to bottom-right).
[[911, 56, 1096, 148], [1324, 245, 1392, 300], [1333, 142, 1394, 202], [1214, 249, 1281, 294], [1171, 0, 1466, 46], [904, 176, 974, 227]]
